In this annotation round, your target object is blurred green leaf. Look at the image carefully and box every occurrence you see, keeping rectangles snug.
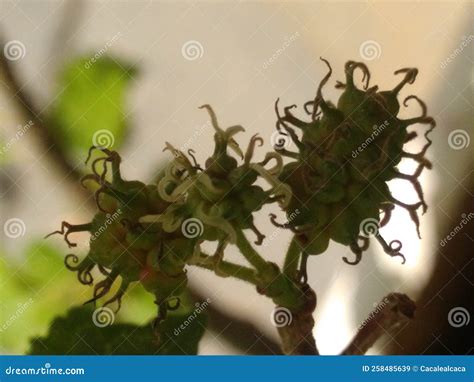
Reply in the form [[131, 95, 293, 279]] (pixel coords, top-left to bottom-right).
[[0, 239, 191, 354], [0, 240, 174, 354], [28, 305, 207, 355], [47, 55, 136, 156], [0, 241, 89, 353]]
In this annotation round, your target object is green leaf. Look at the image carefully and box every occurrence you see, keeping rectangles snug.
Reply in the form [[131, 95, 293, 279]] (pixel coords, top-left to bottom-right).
[[28, 305, 207, 355], [0, 241, 90, 353], [47, 55, 136, 156], [1, 241, 151, 354]]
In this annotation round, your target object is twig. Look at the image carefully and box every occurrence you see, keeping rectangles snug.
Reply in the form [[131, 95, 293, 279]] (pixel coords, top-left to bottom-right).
[[235, 229, 271, 271], [190, 252, 259, 285], [235, 230, 319, 354], [0, 39, 87, 199], [277, 284, 319, 355], [342, 293, 416, 355]]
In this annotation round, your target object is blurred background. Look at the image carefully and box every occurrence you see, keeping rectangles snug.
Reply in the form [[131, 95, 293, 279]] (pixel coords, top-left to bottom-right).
[[0, 0, 472, 355]]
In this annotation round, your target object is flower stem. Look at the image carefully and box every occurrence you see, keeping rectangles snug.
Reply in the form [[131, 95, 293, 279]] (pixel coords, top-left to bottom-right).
[[190, 252, 259, 285], [235, 229, 271, 272], [283, 236, 300, 279]]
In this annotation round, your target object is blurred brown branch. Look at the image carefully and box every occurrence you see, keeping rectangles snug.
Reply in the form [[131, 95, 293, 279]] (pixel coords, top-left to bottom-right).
[[386, 171, 473, 355], [0, 37, 88, 199], [342, 293, 416, 355]]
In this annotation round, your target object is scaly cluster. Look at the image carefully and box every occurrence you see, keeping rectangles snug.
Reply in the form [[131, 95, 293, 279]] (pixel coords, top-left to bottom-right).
[[274, 59, 434, 265], [143, 105, 290, 271], [46, 60, 435, 333], [46, 105, 289, 325], [46, 148, 190, 326]]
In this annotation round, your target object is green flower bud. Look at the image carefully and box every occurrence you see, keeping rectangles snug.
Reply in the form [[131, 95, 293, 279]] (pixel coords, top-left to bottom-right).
[[275, 59, 434, 265]]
